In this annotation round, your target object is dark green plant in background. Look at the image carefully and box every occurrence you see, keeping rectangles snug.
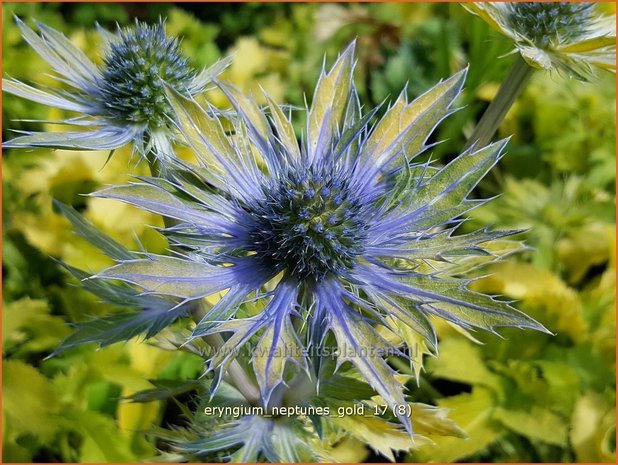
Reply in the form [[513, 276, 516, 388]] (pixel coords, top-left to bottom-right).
[[2, 2, 616, 463]]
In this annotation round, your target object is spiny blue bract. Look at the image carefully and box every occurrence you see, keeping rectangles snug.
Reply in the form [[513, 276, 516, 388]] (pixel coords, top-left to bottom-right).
[[91, 43, 549, 433], [2, 18, 228, 158], [505, 2, 594, 46]]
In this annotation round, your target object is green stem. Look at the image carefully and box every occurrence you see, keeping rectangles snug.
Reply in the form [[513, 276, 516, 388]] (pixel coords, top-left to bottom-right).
[[145, 152, 261, 406], [193, 301, 261, 406], [465, 54, 535, 150]]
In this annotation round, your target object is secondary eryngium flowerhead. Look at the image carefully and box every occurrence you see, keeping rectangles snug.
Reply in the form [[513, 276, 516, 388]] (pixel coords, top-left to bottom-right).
[[464, 2, 616, 79], [3, 18, 229, 158], [91, 43, 549, 431]]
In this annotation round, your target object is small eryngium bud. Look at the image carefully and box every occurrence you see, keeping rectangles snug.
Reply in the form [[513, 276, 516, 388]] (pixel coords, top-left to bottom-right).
[[463, 2, 616, 79]]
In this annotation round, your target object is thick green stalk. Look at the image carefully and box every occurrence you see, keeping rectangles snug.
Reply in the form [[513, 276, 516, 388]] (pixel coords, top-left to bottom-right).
[[466, 54, 535, 150], [145, 152, 261, 406]]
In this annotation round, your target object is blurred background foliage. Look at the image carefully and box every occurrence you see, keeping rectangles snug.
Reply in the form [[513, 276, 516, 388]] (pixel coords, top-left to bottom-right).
[[2, 2, 615, 463]]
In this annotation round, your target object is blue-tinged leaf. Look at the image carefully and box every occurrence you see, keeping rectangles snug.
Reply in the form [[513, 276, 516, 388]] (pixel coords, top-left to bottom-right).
[[367, 227, 521, 262], [308, 41, 356, 161], [191, 285, 256, 337], [3, 78, 89, 112], [125, 379, 203, 403], [92, 183, 236, 232], [202, 281, 301, 404], [3, 126, 136, 150], [316, 281, 412, 434], [355, 263, 550, 335], [176, 416, 259, 458], [15, 17, 99, 88], [264, 93, 301, 161], [216, 82, 274, 167], [362, 289, 438, 351], [410, 139, 508, 215], [175, 414, 328, 463], [54, 200, 135, 261], [374, 140, 508, 236], [362, 68, 467, 168], [60, 263, 140, 306], [51, 307, 187, 356], [95, 255, 243, 299], [33, 19, 100, 84], [252, 311, 306, 403], [409, 276, 551, 334], [269, 421, 330, 462], [53, 265, 190, 355], [165, 86, 263, 201]]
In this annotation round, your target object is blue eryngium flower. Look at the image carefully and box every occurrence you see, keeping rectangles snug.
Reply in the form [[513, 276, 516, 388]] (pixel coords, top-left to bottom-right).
[[92, 43, 549, 430], [3, 18, 229, 158], [464, 2, 616, 79]]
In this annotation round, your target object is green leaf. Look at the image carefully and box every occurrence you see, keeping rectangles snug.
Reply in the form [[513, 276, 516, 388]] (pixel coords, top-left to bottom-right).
[[125, 379, 203, 403], [318, 373, 377, 401], [62, 410, 136, 462], [3, 298, 53, 349]]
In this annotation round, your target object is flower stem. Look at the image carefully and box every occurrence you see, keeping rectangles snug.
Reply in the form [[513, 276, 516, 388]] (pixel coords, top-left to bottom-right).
[[145, 152, 261, 406], [465, 54, 534, 150]]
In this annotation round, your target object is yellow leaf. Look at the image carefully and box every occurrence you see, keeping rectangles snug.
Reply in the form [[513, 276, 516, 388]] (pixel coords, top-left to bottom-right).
[[3, 298, 48, 347], [571, 394, 616, 463], [118, 341, 171, 437], [557, 224, 614, 284], [325, 436, 369, 463], [494, 406, 568, 446], [413, 387, 501, 462], [410, 403, 466, 439], [3, 360, 60, 442], [331, 412, 419, 460], [561, 36, 617, 54], [426, 338, 502, 392]]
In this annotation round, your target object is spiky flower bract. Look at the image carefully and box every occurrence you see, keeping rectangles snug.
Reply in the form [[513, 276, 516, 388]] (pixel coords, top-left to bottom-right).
[[2, 18, 229, 159], [464, 2, 616, 79], [90, 43, 549, 432]]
